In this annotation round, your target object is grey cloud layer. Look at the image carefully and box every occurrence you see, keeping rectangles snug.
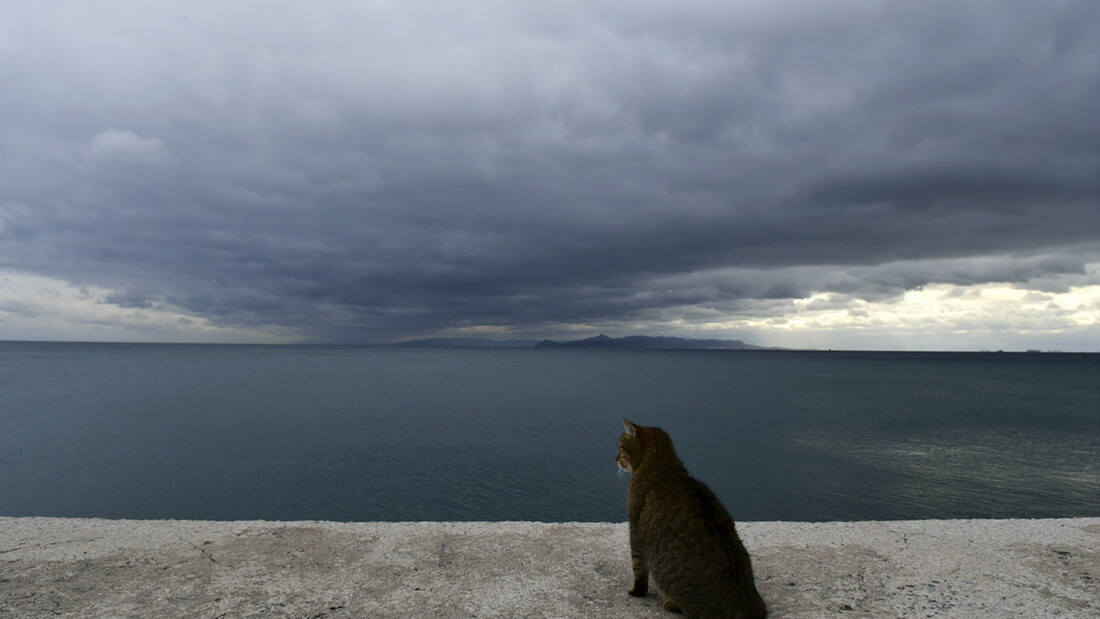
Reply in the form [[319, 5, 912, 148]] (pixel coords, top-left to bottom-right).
[[2, 1, 1098, 342]]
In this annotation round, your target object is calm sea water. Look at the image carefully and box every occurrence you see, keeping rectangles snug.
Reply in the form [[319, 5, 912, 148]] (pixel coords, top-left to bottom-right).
[[1, 342, 1097, 522]]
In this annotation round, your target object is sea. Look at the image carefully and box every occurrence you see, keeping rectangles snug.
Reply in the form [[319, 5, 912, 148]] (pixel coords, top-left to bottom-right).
[[1, 341, 1097, 523]]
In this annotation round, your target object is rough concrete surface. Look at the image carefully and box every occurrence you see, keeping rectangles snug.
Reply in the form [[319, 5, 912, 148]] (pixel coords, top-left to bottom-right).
[[1, 517, 1097, 618]]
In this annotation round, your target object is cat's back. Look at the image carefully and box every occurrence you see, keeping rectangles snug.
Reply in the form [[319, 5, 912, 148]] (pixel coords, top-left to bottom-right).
[[632, 469, 766, 619]]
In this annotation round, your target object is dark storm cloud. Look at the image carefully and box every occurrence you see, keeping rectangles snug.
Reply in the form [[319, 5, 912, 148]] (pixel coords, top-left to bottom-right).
[[1, 1, 1098, 343]]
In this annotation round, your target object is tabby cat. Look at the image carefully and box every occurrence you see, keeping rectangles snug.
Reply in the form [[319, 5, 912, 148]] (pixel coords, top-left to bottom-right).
[[617, 419, 766, 618]]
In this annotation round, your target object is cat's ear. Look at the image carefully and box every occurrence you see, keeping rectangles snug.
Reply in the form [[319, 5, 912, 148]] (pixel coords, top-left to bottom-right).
[[622, 419, 638, 437]]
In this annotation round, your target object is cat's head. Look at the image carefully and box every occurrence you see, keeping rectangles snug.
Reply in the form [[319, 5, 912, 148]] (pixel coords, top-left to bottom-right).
[[617, 419, 650, 474], [619, 419, 679, 474]]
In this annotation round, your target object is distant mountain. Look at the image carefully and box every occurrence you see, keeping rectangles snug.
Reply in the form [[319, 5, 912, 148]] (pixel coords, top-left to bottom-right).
[[391, 334, 772, 350], [390, 337, 541, 348], [534, 334, 770, 350]]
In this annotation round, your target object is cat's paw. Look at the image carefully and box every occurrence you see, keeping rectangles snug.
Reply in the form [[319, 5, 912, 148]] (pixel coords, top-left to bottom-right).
[[662, 599, 683, 614], [628, 582, 648, 597]]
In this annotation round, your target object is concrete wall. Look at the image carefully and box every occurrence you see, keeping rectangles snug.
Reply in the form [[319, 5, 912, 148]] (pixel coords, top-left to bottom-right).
[[2, 517, 1098, 617]]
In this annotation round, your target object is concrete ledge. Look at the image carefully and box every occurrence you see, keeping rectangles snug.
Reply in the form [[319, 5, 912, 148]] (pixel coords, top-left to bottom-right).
[[2, 517, 1097, 618]]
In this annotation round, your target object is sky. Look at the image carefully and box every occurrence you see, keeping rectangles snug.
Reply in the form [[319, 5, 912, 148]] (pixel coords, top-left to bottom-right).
[[2, 1, 1099, 350]]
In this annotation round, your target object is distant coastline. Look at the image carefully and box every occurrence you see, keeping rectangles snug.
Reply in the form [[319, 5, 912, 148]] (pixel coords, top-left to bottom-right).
[[390, 334, 773, 350], [1, 340, 1092, 354]]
